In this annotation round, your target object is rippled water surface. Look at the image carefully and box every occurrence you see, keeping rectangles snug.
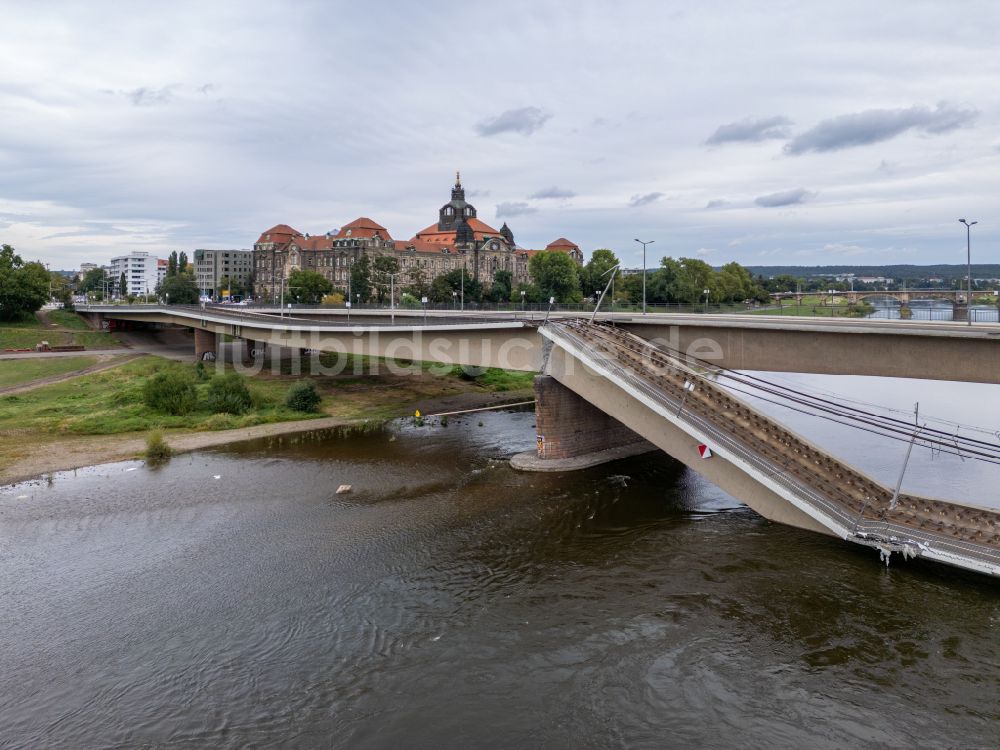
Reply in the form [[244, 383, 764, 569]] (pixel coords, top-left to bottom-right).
[[1, 406, 998, 749]]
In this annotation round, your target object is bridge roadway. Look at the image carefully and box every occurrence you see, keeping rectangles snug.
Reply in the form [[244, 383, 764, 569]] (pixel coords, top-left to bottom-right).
[[78, 305, 1000, 574], [542, 320, 1000, 577], [81, 304, 1000, 384]]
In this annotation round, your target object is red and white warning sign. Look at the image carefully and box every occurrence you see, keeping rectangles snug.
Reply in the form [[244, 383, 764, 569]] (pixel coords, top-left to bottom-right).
[[698, 444, 713, 459]]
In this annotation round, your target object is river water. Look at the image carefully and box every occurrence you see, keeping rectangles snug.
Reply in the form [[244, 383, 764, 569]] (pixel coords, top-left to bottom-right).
[[2, 383, 999, 748]]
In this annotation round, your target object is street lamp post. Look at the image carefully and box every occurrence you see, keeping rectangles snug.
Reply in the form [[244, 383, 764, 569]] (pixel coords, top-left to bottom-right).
[[634, 238, 654, 314], [959, 219, 978, 326], [520, 289, 526, 312], [703, 288, 710, 314], [452, 290, 457, 310]]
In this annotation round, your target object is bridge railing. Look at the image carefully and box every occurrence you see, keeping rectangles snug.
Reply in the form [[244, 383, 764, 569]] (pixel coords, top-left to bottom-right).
[[545, 321, 1000, 571]]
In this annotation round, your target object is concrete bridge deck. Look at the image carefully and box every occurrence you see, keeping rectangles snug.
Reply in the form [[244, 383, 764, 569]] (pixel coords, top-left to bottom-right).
[[541, 320, 1000, 576], [79, 303, 1000, 384]]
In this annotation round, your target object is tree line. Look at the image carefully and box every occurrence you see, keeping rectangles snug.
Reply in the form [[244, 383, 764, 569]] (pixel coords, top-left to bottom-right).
[[283, 249, 768, 306]]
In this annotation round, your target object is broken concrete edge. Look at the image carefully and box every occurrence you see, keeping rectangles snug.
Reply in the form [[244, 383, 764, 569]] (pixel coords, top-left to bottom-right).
[[510, 441, 658, 472]]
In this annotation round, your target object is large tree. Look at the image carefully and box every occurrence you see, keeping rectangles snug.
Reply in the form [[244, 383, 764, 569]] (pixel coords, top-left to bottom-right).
[[350, 255, 372, 303], [159, 273, 199, 304], [288, 268, 333, 304], [428, 274, 454, 304], [528, 251, 582, 303], [371, 255, 400, 304], [0, 244, 52, 320], [448, 268, 482, 302], [488, 269, 512, 303], [580, 248, 620, 298], [79, 267, 107, 294], [178, 251, 189, 275]]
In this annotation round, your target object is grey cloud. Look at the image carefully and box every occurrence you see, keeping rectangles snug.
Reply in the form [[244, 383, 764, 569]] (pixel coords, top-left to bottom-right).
[[628, 192, 663, 208], [122, 86, 176, 106], [706, 115, 792, 145], [529, 186, 575, 199], [754, 188, 812, 207], [705, 199, 730, 209], [467, 189, 491, 198], [475, 107, 550, 136], [785, 102, 977, 154], [496, 201, 537, 218]]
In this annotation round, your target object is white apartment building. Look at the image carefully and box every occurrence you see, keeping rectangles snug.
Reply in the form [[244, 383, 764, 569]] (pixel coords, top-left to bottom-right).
[[108, 252, 160, 297]]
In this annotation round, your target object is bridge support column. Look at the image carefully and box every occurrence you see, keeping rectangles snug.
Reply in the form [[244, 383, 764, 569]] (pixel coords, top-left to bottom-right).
[[511, 375, 655, 471], [194, 328, 218, 361], [245, 338, 266, 360]]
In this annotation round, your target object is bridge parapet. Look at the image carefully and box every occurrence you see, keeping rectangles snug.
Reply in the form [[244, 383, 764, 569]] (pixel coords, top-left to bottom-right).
[[538, 320, 1000, 576]]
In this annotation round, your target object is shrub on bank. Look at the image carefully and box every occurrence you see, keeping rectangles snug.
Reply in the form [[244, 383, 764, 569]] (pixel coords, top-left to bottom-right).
[[145, 429, 172, 461], [286, 380, 321, 412], [205, 372, 253, 414], [143, 370, 197, 415]]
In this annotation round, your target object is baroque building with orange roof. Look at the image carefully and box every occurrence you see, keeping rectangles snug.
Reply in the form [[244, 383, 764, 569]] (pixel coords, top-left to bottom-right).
[[251, 174, 582, 301]]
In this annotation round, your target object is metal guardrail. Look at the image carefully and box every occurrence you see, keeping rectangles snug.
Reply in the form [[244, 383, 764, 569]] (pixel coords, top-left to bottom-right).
[[76, 304, 533, 328], [545, 322, 1000, 572]]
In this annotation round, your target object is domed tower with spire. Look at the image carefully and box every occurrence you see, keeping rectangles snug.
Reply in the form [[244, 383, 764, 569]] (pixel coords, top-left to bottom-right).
[[438, 171, 477, 232]]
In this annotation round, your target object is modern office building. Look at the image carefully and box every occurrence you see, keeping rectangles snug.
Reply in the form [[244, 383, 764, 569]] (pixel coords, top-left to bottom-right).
[[108, 252, 160, 297], [193, 249, 254, 298]]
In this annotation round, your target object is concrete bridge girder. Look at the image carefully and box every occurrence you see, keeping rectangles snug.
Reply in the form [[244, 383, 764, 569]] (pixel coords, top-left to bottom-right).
[[619, 321, 1000, 385], [541, 338, 832, 535], [98, 311, 545, 372], [86, 307, 1000, 385]]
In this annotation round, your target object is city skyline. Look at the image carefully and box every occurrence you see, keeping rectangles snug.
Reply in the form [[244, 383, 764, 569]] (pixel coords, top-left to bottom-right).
[[2, 1, 998, 268]]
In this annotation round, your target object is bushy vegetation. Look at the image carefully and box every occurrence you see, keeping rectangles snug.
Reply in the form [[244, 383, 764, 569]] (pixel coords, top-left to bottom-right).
[[0, 244, 50, 321], [205, 372, 253, 414], [143, 370, 198, 415], [145, 430, 172, 461], [286, 380, 322, 412]]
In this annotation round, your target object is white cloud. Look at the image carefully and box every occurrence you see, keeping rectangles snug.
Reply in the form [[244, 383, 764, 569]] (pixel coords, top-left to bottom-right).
[[1, 1, 998, 268], [495, 201, 537, 218], [475, 107, 551, 137]]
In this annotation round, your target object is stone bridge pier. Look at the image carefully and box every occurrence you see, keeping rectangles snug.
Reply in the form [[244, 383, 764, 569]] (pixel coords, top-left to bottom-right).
[[511, 375, 655, 471], [194, 328, 218, 361]]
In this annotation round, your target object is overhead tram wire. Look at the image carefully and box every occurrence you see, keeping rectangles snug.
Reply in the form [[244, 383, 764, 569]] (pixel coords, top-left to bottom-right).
[[609, 325, 1000, 457], [738, 369, 1000, 438], [580, 322, 1000, 466]]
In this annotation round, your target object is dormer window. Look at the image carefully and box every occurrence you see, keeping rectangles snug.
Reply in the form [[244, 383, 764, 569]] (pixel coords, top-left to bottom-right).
[[345, 229, 352, 237]]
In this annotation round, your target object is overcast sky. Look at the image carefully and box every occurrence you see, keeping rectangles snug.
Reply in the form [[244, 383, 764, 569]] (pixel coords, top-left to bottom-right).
[[3, 0, 998, 270]]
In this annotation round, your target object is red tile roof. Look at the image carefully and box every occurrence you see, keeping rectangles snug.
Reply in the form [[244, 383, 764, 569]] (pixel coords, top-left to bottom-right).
[[256, 224, 302, 244], [292, 235, 335, 251], [546, 237, 579, 249], [396, 239, 462, 254], [335, 217, 393, 240], [412, 217, 502, 243]]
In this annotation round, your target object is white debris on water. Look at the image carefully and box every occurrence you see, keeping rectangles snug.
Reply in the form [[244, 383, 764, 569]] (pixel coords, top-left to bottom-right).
[[336, 484, 352, 494], [213, 475, 221, 480]]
